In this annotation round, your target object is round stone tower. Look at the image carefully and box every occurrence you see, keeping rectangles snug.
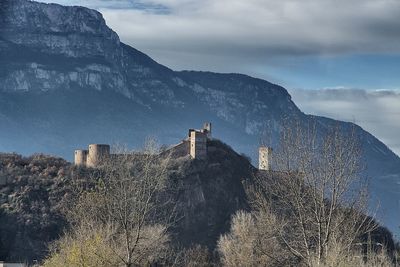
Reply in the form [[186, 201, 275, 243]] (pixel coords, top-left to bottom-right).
[[74, 149, 88, 166], [87, 144, 110, 167]]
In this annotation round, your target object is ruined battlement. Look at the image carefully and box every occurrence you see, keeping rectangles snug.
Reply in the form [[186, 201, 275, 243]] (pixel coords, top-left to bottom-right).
[[74, 123, 213, 167], [73, 123, 274, 169], [187, 122, 212, 159], [74, 144, 110, 167], [74, 149, 88, 166], [189, 130, 207, 159]]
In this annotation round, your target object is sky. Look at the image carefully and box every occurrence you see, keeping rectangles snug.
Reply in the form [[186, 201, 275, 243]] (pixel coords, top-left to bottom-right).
[[37, 0, 400, 155]]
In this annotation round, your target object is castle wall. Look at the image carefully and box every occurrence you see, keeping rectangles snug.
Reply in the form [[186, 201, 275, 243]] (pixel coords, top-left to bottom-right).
[[190, 131, 207, 159], [164, 140, 190, 158], [259, 146, 272, 171], [74, 122, 212, 166], [74, 149, 88, 166], [86, 144, 110, 167]]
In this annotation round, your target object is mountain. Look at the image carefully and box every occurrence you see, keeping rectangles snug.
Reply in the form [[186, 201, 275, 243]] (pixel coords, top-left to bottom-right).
[[0, 0, 399, 237]]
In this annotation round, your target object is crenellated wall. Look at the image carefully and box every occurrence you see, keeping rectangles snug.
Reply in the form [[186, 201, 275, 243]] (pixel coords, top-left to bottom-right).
[[74, 123, 212, 166]]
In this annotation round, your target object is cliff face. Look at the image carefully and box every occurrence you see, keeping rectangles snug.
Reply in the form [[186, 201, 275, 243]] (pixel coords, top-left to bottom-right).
[[0, 0, 125, 94], [0, 0, 298, 132], [0, 0, 399, 237], [0, 0, 119, 58], [169, 140, 254, 248]]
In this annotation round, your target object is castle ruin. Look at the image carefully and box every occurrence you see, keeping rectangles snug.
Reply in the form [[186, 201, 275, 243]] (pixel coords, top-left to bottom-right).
[[259, 146, 273, 171], [74, 144, 110, 167], [74, 122, 273, 171], [188, 122, 211, 160], [74, 149, 88, 166], [74, 123, 212, 167]]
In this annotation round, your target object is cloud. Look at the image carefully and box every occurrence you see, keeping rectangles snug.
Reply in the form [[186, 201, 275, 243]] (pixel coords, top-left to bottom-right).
[[35, 0, 400, 72], [103, 0, 400, 71], [289, 88, 400, 156]]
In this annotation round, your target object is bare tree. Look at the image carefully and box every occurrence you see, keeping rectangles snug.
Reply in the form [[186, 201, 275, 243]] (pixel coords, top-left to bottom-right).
[[218, 211, 258, 267], [175, 244, 215, 267], [44, 140, 176, 267], [218, 208, 288, 267], [252, 120, 377, 266], [42, 223, 121, 267]]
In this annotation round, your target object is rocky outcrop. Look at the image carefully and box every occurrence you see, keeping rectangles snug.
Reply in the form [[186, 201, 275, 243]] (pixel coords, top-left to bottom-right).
[[0, 0, 120, 59]]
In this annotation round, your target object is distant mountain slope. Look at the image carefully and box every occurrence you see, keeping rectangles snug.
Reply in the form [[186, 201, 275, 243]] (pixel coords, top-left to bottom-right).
[[0, 0, 399, 237]]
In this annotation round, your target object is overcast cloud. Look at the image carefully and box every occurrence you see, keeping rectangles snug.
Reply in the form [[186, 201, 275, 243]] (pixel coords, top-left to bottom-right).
[[99, 0, 400, 72], [36, 0, 400, 71], [289, 88, 400, 156]]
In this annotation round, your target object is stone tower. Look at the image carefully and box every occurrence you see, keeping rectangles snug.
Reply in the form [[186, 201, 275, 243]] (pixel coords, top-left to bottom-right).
[[86, 144, 110, 167], [74, 149, 88, 166], [259, 146, 273, 171], [189, 130, 207, 159], [203, 122, 212, 138]]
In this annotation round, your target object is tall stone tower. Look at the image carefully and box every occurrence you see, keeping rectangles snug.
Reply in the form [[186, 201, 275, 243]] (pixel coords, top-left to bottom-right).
[[259, 146, 273, 171], [203, 122, 212, 138], [86, 144, 110, 167], [74, 149, 88, 166], [189, 130, 207, 159]]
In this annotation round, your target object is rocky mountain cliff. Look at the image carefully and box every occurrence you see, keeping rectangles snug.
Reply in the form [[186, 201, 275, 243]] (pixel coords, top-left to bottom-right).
[[0, 0, 399, 237]]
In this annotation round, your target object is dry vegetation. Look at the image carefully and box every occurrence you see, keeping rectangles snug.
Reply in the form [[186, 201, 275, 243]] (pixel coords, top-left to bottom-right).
[[218, 122, 398, 266], [0, 153, 74, 261], [40, 125, 399, 266], [43, 142, 176, 267], [1, 127, 398, 266]]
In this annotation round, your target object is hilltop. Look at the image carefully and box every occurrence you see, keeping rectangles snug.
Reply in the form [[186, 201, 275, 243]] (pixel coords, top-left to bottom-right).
[[1, 138, 398, 264], [0, 139, 256, 262]]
